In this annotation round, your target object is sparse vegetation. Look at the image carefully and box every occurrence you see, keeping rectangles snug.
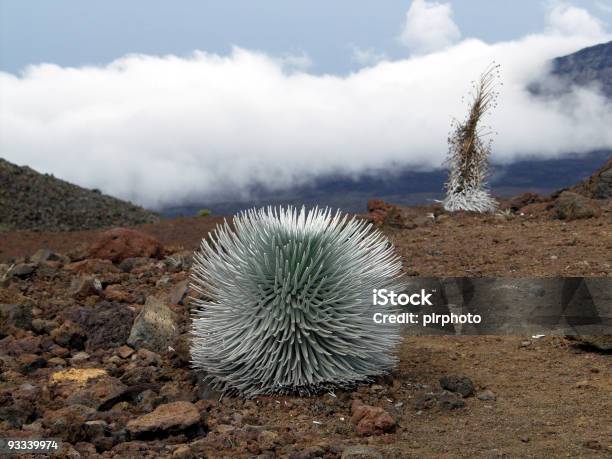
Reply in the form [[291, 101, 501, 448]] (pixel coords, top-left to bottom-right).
[[197, 209, 211, 217]]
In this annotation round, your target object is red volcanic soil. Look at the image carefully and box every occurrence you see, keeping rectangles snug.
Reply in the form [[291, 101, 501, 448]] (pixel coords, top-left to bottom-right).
[[1, 209, 610, 276], [0, 206, 610, 457]]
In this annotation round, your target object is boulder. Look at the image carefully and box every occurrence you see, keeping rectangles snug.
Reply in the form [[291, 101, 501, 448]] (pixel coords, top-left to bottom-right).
[[569, 156, 612, 199], [350, 399, 396, 436], [88, 228, 164, 263], [63, 301, 135, 351], [439, 375, 475, 397], [49, 368, 129, 410], [502, 192, 548, 212], [127, 296, 178, 353], [554, 191, 601, 220]]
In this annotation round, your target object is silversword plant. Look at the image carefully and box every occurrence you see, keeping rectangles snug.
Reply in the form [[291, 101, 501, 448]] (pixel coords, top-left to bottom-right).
[[443, 64, 501, 212], [190, 206, 405, 397]]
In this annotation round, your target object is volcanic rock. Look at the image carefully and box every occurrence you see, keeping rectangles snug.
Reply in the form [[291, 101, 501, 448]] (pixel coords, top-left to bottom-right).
[[17, 353, 46, 373], [365, 200, 394, 226], [127, 296, 178, 353], [502, 192, 548, 212], [88, 228, 164, 263], [41, 404, 96, 443], [350, 399, 396, 436], [0, 303, 32, 332], [10, 263, 37, 278], [0, 157, 158, 231], [63, 301, 135, 351], [554, 191, 601, 220], [126, 401, 200, 437], [30, 248, 67, 264], [64, 259, 120, 274], [569, 156, 612, 199], [439, 375, 475, 397], [50, 321, 87, 350], [69, 276, 102, 299]]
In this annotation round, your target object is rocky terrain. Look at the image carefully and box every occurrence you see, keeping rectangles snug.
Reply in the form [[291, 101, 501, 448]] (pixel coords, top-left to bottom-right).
[[0, 158, 159, 232], [0, 228, 610, 458], [0, 159, 610, 458]]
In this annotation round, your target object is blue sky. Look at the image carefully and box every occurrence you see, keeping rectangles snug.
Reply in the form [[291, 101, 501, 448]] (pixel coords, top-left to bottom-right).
[[1, 0, 610, 74]]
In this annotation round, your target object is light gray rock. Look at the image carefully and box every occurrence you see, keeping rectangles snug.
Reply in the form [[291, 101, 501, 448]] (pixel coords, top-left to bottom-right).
[[127, 296, 178, 353]]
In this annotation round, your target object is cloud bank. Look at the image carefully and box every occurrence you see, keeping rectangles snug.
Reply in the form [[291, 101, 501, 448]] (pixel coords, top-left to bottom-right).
[[1, 2, 611, 208]]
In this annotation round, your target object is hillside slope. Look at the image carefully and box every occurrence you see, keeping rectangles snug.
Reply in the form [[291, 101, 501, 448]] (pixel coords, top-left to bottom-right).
[[0, 158, 159, 231], [552, 40, 612, 98]]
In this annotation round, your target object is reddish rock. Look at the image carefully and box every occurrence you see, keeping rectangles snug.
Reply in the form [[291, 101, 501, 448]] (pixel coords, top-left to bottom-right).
[[50, 321, 87, 350], [42, 404, 96, 443], [116, 345, 135, 359], [66, 376, 128, 410], [520, 202, 552, 215], [103, 284, 134, 303], [366, 200, 393, 226], [88, 228, 164, 263], [502, 192, 548, 212], [69, 276, 102, 300], [64, 259, 120, 274], [126, 401, 200, 436], [350, 399, 396, 436]]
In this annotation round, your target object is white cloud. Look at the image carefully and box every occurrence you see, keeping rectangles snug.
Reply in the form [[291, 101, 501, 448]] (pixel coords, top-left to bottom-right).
[[398, 0, 461, 54], [0, 8, 611, 209], [547, 2, 606, 37], [351, 46, 388, 66]]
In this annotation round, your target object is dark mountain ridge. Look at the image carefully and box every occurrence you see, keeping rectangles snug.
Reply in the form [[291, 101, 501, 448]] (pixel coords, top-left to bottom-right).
[[0, 158, 159, 231], [551, 40, 612, 98]]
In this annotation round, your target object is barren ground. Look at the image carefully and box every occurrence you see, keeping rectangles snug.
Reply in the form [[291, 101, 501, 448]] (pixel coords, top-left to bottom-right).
[[1, 210, 610, 276], [0, 208, 610, 458]]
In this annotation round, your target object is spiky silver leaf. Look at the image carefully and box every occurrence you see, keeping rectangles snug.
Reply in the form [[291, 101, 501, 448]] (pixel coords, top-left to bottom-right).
[[190, 206, 405, 397], [443, 188, 498, 213]]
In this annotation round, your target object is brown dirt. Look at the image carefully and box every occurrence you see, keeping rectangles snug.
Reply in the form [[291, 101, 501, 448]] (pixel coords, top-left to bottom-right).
[[2, 210, 610, 276], [223, 335, 611, 458], [388, 210, 611, 277], [0, 208, 610, 458], [0, 216, 227, 264]]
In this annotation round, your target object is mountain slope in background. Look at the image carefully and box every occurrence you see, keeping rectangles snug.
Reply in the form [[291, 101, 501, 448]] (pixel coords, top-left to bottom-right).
[[551, 40, 612, 98], [0, 158, 159, 231], [164, 42, 612, 217]]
